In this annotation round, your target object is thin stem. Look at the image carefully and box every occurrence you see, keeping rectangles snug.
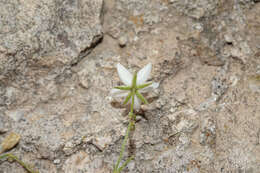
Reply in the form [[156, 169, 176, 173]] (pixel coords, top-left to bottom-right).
[[114, 116, 133, 171], [114, 95, 135, 172], [0, 153, 38, 173]]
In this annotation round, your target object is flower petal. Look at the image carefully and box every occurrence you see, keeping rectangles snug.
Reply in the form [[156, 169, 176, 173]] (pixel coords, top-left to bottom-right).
[[117, 63, 133, 86], [137, 63, 152, 85], [110, 88, 129, 98], [133, 95, 141, 110], [139, 82, 159, 93]]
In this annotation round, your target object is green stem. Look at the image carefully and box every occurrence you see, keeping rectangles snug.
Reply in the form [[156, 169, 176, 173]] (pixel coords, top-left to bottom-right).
[[113, 118, 134, 172], [0, 153, 38, 173], [114, 91, 135, 173]]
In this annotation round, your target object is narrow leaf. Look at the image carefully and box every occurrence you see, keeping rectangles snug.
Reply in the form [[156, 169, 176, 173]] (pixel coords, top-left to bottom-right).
[[137, 82, 152, 89], [132, 72, 137, 88], [123, 92, 132, 105], [136, 91, 148, 104], [115, 86, 132, 90]]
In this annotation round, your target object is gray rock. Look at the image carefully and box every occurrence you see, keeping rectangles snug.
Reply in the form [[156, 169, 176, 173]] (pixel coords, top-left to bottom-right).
[[211, 77, 228, 100], [1, 0, 260, 172], [0, 115, 8, 134], [62, 152, 110, 173], [0, 0, 103, 77], [170, 0, 219, 19], [200, 116, 216, 147]]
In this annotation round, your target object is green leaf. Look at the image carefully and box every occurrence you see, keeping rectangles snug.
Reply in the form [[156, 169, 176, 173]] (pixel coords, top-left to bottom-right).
[[114, 86, 132, 90], [136, 91, 148, 104], [132, 72, 137, 88], [123, 92, 132, 105], [137, 82, 152, 89]]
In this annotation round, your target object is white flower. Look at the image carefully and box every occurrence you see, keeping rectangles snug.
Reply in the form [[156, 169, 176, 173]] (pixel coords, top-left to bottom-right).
[[110, 63, 159, 110]]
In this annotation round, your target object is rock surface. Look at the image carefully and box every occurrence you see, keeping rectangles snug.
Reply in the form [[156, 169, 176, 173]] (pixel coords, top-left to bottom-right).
[[0, 0, 260, 172]]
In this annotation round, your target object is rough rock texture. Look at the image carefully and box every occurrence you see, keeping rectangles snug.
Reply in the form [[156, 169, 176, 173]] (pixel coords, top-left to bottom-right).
[[0, 0, 103, 77], [0, 0, 260, 172]]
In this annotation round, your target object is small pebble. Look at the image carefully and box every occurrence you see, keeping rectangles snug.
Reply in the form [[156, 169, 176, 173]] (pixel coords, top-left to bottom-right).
[[118, 35, 128, 47]]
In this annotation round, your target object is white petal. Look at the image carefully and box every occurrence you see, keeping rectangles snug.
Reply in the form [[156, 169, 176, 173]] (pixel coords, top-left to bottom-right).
[[110, 88, 129, 98], [133, 95, 141, 110], [117, 63, 133, 86], [137, 63, 152, 85], [139, 82, 159, 93]]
